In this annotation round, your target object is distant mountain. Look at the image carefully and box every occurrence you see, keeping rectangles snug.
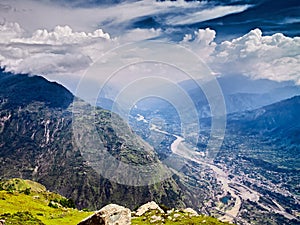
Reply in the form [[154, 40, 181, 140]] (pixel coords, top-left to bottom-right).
[[178, 75, 300, 115], [210, 97, 300, 225], [0, 69, 203, 210], [128, 76, 300, 138], [221, 95, 300, 184], [228, 95, 300, 144]]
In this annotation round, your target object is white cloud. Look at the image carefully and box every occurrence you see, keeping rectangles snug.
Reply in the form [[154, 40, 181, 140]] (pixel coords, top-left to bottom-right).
[[180, 28, 300, 84], [118, 28, 162, 42], [211, 28, 300, 84], [0, 21, 24, 42], [180, 28, 217, 60], [166, 5, 251, 26], [15, 26, 111, 45], [0, 22, 114, 78], [0, 0, 251, 36], [0, 0, 198, 33], [0, 2, 299, 89]]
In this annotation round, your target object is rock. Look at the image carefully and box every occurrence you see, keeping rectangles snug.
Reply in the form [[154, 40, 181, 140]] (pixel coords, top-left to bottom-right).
[[150, 215, 162, 223], [167, 209, 174, 214], [0, 220, 5, 225], [78, 204, 131, 225], [135, 201, 164, 216], [173, 213, 181, 218], [183, 208, 198, 217]]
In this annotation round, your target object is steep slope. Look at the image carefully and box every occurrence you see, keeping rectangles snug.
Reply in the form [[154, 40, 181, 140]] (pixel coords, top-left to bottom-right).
[[0, 69, 191, 210], [228, 95, 300, 144], [223, 96, 300, 174]]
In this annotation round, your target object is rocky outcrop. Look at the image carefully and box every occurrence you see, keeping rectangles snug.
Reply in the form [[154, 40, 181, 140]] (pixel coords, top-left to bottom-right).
[[135, 201, 164, 216], [78, 204, 131, 225]]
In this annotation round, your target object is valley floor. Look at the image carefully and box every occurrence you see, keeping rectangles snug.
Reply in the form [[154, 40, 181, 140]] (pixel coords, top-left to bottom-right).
[[151, 127, 300, 225]]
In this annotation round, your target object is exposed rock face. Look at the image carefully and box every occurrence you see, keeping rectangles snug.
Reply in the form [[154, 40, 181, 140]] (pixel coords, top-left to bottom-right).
[[78, 204, 131, 225], [135, 201, 164, 216]]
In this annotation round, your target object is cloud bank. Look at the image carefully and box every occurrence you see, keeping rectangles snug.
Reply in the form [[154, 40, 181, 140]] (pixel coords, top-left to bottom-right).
[[0, 21, 299, 87], [0, 22, 113, 76], [181, 28, 300, 84], [0, 0, 251, 34], [166, 5, 251, 26], [212, 29, 300, 84]]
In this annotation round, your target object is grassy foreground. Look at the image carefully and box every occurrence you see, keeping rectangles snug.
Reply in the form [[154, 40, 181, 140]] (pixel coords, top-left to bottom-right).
[[0, 178, 233, 225], [0, 178, 92, 225], [132, 209, 233, 225]]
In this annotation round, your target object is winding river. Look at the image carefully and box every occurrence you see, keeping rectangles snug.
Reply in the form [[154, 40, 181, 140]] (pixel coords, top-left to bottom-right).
[[149, 124, 296, 223]]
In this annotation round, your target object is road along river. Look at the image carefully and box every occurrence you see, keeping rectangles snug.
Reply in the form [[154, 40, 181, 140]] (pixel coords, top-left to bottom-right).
[[150, 125, 297, 223], [150, 125, 241, 222]]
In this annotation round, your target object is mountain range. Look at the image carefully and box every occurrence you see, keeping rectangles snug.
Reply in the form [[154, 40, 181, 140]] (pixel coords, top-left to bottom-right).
[[0, 69, 194, 210], [0, 68, 300, 224]]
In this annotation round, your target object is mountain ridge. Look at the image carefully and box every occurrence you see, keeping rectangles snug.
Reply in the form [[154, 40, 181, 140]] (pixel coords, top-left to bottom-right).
[[0, 69, 211, 212]]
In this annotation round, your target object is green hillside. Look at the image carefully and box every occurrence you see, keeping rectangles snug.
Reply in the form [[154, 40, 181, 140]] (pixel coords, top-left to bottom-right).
[[0, 178, 234, 225], [0, 178, 92, 225]]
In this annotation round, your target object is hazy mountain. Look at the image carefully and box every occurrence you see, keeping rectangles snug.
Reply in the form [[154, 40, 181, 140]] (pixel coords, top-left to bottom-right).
[[129, 76, 300, 130], [227, 95, 300, 145], [179, 75, 300, 115]]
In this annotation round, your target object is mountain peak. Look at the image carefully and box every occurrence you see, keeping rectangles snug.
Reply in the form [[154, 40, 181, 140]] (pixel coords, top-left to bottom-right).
[[0, 69, 74, 109]]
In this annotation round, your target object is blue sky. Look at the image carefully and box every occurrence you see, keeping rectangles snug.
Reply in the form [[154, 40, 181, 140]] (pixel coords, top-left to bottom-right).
[[35, 0, 300, 40]]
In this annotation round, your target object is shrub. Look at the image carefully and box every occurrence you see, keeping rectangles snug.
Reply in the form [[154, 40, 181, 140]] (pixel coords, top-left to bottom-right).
[[59, 198, 76, 209], [24, 188, 31, 195], [48, 202, 58, 209]]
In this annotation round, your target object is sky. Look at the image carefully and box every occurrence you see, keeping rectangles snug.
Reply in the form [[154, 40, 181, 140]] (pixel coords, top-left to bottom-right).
[[0, 0, 299, 94]]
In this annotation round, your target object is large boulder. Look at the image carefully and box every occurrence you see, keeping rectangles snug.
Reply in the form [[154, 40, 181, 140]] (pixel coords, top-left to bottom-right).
[[78, 204, 131, 225], [135, 201, 164, 216]]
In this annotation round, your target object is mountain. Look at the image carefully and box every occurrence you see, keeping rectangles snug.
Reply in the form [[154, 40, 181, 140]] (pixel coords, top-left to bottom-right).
[[228, 95, 300, 143], [179, 75, 300, 115], [0, 69, 201, 210], [225, 95, 300, 170], [2, 68, 299, 224], [130, 76, 300, 130]]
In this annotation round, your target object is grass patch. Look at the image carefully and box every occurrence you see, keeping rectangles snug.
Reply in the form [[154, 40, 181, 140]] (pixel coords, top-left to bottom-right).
[[0, 179, 93, 225], [132, 210, 233, 225]]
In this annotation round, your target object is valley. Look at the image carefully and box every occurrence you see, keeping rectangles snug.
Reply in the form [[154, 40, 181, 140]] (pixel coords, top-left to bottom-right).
[[130, 96, 300, 225], [149, 125, 299, 224]]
